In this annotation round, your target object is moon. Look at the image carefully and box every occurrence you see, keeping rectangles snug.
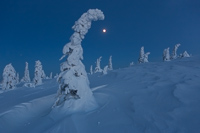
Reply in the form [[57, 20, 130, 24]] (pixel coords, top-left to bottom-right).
[[103, 29, 106, 33]]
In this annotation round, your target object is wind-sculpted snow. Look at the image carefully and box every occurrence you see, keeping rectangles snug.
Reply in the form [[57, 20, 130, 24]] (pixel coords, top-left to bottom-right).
[[0, 57, 200, 132]]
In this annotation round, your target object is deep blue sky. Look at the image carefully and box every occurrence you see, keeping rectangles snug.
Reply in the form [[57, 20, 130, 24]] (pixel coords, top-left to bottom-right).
[[0, 0, 200, 79]]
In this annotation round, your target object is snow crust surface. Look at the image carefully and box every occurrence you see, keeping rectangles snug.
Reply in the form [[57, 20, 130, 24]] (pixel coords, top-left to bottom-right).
[[0, 57, 200, 133]]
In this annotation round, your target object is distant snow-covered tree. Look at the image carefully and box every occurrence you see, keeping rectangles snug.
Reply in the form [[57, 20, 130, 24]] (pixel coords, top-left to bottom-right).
[[181, 51, 190, 58], [163, 47, 170, 61], [49, 72, 53, 79], [95, 56, 103, 73], [108, 55, 113, 70], [90, 65, 93, 75], [42, 70, 46, 79], [144, 52, 150, 63], [16, 73, 20, 84], [2, 64, 17, 90], [138, 46, 145, 63], [33, 60, 43, 85], [138, 46, 150, 63], [171, 43, 181, 59], [21, 62, 31, 83], [102, 65, 108, 75], [53, 9, 104, 111]]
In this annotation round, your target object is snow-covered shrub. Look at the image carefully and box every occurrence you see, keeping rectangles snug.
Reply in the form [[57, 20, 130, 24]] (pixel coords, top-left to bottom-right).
[[181, 51, 190, 58], [163, 47, 170, 61], [102, 65, 108, 75], [2, 64, 17, 90], [95, 56, 103, 73], [90, 65, 93, 75], [138, 46, 150, 63], [54, 73, 58, 78], [24, 83, 35, 88], [130, 62, 134, 66], [53, 9, 104, 111], [171, 43, 181, 59], [33, 60, 43, 85], [21, 62, 31, 83], [108, 55, 113, 70]]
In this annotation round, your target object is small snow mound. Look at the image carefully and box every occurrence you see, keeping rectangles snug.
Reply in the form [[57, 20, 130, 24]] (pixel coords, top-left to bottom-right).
[[24, 83, 35, 88]]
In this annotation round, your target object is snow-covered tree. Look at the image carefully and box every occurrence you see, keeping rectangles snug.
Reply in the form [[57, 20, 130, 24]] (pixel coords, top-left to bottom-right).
[[33, 60, 43, 85], [42, 70, 46, 79], [102, 65, 108, 75], [138, 46, 145, 63], [49, 72, 53, 79], [53, 9, 104, 111], [90, 65, 93, 75], [163, 47, 170, 61], [16, 73, 20, 84], [138, 46, 150, 63], [171, 43, 181, 59], [181, 51, 190, 57], [108, 55, 113, 70], [21, 62, 31, 83], [95, 56, 103, 73], [2, 64, 17, 90], [144, 52, 150, 63]]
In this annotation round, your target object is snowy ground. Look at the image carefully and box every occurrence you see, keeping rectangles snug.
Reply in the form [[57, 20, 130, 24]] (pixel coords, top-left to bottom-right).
[[0, 56, 200, 133]]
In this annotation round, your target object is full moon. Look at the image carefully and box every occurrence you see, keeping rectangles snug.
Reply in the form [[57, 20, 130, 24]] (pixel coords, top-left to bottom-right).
[[103, 29, 106, 33]]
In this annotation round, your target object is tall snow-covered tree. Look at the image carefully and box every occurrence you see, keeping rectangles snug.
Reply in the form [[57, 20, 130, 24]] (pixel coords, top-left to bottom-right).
[[33, 60, 43, 85], [138, 46, 145, 63], [94, 56, 103, 73], [2, 64, 17, 90], [102, 65, 108, 75], [171, 43, 181, 59], [163, 47, 170, 61], [108, 55, 113, 70], [138, 46, 150, 63], [21, 62, 31, 83], [53, 9, 104, 111], [90, 65, 93, 75]]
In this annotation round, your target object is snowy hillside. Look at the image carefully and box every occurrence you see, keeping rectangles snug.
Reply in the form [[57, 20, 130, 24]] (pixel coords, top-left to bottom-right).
[[0, 56, 200, 133]]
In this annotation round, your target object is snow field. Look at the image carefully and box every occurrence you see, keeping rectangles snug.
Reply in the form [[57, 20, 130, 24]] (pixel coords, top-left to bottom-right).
[[0, 56, 200, 133]]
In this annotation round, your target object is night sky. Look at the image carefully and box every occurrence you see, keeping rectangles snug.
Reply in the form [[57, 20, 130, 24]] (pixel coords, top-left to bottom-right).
[[0, 0, 200, 79]]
